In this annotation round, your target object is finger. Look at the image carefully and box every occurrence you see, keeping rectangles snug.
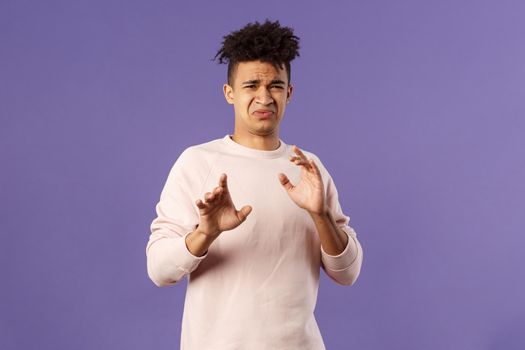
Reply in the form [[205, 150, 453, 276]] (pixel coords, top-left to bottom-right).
[[278, 173, 294, 191], [292, 145, 308, 160], [237, 205, 252, 222], [196, 199, 206, 209], [204, 192, 214, 203], [290, 156, 309, 166], [290, 156, 312, 172], [309, 159, 321, 176], [219, 173, 230, 193], [213, 186, 223, 196], [203, 182, 225, 204], [219, 173, 226, 185]]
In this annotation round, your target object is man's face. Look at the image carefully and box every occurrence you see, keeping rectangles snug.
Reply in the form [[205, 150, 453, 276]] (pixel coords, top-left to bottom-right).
[[223, 60, 293, 138]]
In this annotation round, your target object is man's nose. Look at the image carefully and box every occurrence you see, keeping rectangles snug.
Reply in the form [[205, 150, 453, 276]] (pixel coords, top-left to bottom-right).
[[255, 88, 273, 105]]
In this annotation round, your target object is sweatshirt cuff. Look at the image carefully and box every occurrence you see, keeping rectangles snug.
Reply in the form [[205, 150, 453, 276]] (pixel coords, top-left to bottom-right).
[[320, 227, 359, 271], [175, 231, 209, 273]]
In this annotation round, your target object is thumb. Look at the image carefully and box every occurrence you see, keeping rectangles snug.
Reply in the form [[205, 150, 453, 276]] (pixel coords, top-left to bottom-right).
[[278, 173, 294, 191], [237, 205, 252, 222]]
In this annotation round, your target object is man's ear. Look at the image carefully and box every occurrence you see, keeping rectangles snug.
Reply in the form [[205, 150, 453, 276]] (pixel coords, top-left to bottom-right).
[[286, 84, 294, 103], [223, 84, 234, 105]]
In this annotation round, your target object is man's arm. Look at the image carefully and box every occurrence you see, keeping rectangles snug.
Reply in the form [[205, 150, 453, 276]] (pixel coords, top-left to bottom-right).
[[278, 145, 363, 286], [147, 160, 251, 287], [146, 227, 208, 287], [309, 209, 348, 255], [309, 209, 363, 286], [184, 228, 217, 257]]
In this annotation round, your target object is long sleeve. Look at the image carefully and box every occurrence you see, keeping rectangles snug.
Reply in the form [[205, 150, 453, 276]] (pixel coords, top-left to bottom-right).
[[320, 225, 363, 286], [314, 157, 364, 286], [146, 149, 209, 287], [147, 135, 363, 348]]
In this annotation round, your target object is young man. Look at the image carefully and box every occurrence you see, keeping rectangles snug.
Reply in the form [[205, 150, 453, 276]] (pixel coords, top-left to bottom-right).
[[146, 20, 363, 350]]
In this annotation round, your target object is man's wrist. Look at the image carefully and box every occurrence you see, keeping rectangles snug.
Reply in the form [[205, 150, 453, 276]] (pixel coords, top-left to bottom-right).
[[194, 226, 221, 240], [185, 227, 219, 257], [307, 207, 331, 220]]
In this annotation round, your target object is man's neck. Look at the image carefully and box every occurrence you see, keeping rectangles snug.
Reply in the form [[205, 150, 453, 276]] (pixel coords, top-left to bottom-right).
[[230, 133, 281, 151]]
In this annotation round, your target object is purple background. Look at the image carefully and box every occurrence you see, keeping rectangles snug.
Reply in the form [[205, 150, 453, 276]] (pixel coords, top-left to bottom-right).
[[2, 1, 524, 349]]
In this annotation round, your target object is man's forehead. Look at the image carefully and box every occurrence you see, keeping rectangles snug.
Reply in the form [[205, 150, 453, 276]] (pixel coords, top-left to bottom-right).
[[236, 61, 287, 81]]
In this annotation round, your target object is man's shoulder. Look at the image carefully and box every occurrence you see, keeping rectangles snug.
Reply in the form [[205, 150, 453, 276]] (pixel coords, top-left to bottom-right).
[[174, 136, 225, 166]]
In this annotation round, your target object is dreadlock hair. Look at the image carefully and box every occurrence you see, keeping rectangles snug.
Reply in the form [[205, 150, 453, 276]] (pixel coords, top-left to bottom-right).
[[214, 19, 300, 86]]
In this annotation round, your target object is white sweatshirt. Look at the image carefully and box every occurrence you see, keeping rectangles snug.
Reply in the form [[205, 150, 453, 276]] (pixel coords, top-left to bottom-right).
[[146, 134, 363, 350]]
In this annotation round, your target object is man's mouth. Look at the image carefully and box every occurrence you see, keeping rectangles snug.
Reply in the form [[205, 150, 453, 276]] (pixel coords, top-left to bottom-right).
[[252, 110, 274, 118]]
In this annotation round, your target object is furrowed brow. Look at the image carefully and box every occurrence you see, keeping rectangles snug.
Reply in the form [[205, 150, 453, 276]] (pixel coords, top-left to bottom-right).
[[242, 80, 261, 85], [241, 79, 286, 86]]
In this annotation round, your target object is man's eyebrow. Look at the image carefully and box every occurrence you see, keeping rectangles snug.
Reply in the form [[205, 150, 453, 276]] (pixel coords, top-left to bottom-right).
[[241, 80, 260, 85], [241, 79, 286, 85]]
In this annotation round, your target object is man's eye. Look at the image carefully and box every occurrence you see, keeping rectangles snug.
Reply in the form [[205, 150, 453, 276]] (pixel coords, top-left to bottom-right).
[[270, 85, 284, 89], [244, 85, 256, 89]]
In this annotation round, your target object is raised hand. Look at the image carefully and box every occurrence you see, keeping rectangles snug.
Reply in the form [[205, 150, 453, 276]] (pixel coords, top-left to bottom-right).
[[278, 145, 326, 214], [195, 173, 252, 238]]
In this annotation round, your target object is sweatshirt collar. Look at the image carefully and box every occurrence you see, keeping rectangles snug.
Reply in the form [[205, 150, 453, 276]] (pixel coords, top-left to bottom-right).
[[222, 134, 287, 159]]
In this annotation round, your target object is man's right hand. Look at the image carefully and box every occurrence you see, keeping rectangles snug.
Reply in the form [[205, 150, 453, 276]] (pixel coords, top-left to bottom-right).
[[195, 173, 252, 237], [185, 173, 252, 257]]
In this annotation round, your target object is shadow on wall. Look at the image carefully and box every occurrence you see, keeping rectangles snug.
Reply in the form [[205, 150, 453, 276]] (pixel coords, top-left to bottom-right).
[[489, 314, 525, 349]]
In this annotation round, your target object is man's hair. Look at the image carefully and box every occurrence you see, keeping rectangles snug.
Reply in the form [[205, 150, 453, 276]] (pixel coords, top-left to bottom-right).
[[214, 19, 300, 85]]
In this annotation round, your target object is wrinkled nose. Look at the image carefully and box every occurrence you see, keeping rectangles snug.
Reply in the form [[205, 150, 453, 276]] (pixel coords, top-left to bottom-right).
[[255, 88, 273, 105]]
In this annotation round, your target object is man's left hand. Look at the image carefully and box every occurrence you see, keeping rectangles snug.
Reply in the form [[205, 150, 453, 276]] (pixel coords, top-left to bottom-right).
[[278, 145, 326, 214]]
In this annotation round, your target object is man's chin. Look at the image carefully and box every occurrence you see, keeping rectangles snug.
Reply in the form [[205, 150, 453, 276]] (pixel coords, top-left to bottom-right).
[[251, 126, 278, 136]]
